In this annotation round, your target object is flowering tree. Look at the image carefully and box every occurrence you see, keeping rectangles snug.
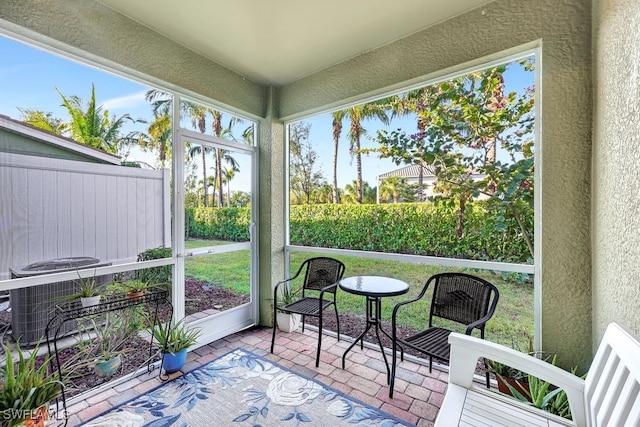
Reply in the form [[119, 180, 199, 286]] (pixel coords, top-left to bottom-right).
[[376, 59, 535, 260]]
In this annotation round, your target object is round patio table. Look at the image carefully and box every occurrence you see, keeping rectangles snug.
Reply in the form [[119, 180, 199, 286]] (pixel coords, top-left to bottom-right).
[[339, 275, 409, 383]]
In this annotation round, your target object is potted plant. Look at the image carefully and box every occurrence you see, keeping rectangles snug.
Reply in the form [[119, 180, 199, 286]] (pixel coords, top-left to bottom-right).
[[486, 358, 532, 401], [275, 283, 301, 333], [486, 334, 556, 402], [500, 354, 580, 421], [48, 270, 106, 308], [74, 272, 104, 307], [121, 279, 149, 299], [149, 320, 201, 373], [75, 313, 136, 378], [0, 342, 62, 427]]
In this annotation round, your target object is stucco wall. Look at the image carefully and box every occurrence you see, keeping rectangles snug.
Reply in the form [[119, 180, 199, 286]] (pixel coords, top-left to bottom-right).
[[592, 0, 640, 343], [282, 0, 594, 369], [0, 0, 595, 367]]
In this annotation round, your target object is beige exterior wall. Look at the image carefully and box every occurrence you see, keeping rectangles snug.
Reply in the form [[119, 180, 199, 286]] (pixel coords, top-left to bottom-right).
[[592, 0, 640, 345], [282, 0, 594, 369], [0, 0, 597, 368]]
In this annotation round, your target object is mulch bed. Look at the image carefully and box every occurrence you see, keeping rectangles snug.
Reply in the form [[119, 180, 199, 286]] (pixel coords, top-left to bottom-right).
[[22, 280, 485, 400]]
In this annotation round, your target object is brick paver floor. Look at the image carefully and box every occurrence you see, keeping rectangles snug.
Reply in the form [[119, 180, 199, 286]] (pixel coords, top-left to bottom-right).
[[64, 326, 449, 426]]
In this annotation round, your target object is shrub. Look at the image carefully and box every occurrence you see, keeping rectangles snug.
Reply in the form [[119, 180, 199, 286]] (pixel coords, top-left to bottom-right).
[[185, 201, 532, 264], [137, 246, 173, 284]]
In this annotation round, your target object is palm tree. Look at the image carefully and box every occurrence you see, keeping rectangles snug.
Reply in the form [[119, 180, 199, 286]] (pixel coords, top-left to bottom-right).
[[183, 101, 211, 207], [379, 176, 413, 203], [330, 110, 345, 204], [343, 101, 390, 203], [342, 180, 375, 204], [140, 89, 173, 167], [57, 84, 137, 154], [387, 89, 431, 201], [211, 112, 243, 207], [222, 165, 239, 207], [312, 184, 333, 204], [18, 108, 65, 134]]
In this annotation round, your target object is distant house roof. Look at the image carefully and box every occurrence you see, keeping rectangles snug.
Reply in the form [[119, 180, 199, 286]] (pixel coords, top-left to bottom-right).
[[377, 164, 436, 179], [0, 114, 121, 165]]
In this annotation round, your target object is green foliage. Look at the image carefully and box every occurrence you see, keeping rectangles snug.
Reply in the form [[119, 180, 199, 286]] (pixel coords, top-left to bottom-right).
[[503, 355, 580, 420], [136, 246, 172, 284], [149, 320, 202, 354], [276, 283, 299, 305], [0, 342, 62, 426], [77, 314, 138, 362], [73, 270, 103, 298], [120, 279, 150, 294], [290, 202, 531, 263], [374, 60, 535, 258], [185, 207, 251, 241], [185, 202, 531, 263]]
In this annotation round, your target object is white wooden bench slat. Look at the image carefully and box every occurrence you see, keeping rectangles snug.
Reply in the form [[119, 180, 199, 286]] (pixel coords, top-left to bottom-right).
[[587, 350, 617, 419], [598, 362, 630, 424], [461, 389, 550, 427], [435, 323, 640, 427], [623, 395, 640, 427]]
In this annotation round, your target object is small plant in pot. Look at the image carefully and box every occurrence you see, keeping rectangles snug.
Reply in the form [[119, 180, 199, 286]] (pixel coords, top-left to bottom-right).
[[122, 279, 149, 299], [75, 272, 104, 308], [0, 342, 62, 427], [149, 320, 202, 373], [51, 270, 105, 308], [485, 358, 532, 401], [74, 314, 136, 378], [275, 283, 301, 333]]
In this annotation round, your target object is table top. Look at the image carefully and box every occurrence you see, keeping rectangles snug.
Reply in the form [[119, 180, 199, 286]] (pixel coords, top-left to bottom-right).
[[339, 275, 410, 298]]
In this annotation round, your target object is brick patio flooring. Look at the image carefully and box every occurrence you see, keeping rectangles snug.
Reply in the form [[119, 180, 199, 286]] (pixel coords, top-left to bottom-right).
[[65, 326, 450, 426]]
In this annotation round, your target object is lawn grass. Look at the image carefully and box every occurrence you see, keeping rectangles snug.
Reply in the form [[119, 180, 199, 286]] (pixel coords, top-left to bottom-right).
[[182, 239, 533, 349], [184, 239, 250, 295]]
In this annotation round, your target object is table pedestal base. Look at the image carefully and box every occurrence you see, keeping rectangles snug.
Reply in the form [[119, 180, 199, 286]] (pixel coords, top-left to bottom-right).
[[341, 295, 394, 383]]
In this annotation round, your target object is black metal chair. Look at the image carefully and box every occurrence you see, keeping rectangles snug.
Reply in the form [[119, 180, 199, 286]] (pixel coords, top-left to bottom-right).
[[270, 257, 345, 367], [389, 272, 499, 397]]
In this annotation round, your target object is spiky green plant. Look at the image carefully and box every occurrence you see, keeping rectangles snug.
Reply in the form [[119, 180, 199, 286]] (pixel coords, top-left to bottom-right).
[[0, 343, 62, 426], [149, 320, 201, 354]]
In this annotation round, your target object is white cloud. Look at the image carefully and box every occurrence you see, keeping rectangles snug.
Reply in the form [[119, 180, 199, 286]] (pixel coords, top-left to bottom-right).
[[102, 90, 148, 111]]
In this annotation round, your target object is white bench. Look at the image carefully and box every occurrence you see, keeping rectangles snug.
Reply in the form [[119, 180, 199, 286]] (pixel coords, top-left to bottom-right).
[[435, 322, 640, 427]]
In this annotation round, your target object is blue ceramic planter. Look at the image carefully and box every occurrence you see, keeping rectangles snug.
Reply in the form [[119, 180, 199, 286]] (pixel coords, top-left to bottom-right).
[[162, 349, 188, 373], [94, 354, 121, 377]]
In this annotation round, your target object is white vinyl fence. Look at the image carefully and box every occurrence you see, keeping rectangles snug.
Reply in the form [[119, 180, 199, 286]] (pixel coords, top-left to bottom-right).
[[0, 152, 170, 280]]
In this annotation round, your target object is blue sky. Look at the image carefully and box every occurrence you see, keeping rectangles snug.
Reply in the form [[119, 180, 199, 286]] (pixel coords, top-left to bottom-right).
[[0, 33, 533, 193]]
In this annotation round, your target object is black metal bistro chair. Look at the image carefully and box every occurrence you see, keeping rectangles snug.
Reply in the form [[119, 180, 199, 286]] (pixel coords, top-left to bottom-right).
[[270, 257, 346, 367], [389, 272, 499, 397]]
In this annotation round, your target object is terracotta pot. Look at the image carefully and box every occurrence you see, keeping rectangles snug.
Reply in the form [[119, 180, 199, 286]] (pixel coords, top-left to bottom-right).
[[19, 404, 49, 427], [127, 290, 144, 300], [496, 375, 531, 402]]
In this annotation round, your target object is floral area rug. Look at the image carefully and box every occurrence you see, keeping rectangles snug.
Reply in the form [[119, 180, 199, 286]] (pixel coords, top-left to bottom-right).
[[81, 348, 414, 427]]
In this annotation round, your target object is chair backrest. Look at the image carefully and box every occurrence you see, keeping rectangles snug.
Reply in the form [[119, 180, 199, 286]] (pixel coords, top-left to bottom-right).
[[301, 257, 345, 294], [429, 272, 499, 333], [584, 322, 640, 427]]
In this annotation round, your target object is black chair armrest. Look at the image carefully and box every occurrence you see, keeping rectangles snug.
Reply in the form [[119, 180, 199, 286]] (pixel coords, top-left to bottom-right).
[[391, 281, 431, 333], [464, 313, 493, 335]]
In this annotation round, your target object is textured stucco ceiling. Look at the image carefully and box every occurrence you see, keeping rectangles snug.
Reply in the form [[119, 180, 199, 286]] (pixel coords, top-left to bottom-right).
[[97, 0, 492, 85]]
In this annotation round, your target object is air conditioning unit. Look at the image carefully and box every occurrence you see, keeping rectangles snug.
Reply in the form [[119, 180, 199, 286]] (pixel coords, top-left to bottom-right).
[[10, 257, 112, 346]]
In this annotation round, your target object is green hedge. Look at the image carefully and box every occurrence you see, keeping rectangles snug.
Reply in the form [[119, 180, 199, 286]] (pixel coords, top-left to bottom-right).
[[186, 207, 251, 241], [186, 202, 532, 263]]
